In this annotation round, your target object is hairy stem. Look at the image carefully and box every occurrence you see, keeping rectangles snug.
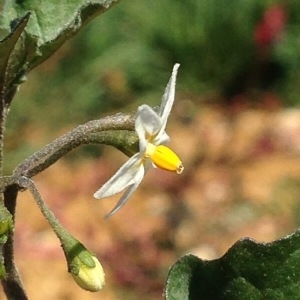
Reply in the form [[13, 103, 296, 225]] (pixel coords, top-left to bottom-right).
[[14, 113, 137, 178], [18, 177, 71, 243], [0, 112, 138, 299], [1, 184, 28, 300]]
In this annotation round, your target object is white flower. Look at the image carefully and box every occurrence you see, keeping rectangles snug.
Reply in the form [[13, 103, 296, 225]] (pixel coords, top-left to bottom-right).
[[94, 63, 183, 218]]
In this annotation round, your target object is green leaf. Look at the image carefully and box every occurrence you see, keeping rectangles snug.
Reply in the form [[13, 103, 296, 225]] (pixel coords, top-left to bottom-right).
[[0, 0, 119, 102], [165, 230, 300, 299], [0, 13, 30, 104]]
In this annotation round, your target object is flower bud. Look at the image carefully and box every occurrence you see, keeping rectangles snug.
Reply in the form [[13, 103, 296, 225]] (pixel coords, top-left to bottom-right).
[[0, 205, 13, 244], [71, 253, 105, 292], [63, 239, 105, 292]]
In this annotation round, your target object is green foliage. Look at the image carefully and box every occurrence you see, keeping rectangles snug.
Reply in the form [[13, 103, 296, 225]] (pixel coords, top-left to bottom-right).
[[0, 13, 30, 104], [0, 2, 121, 298], [165, 232, 300, 299], [0, 0, 118, 167], [2, 1, 300, 299], [0, 3, 122, 185], [0, 203, 13, 244], [9, 0, 300, 137], [0, 0, 118, 71], [0, 0, 118, 109]]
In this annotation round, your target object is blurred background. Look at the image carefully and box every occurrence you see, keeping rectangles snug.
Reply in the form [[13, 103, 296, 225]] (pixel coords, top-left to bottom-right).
[[3, 0, 300, 299]]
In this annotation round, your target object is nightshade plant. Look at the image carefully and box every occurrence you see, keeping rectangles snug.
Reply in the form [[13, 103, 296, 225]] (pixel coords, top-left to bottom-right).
[[1, 2, 300, 300], [0, 1, 133, 299]]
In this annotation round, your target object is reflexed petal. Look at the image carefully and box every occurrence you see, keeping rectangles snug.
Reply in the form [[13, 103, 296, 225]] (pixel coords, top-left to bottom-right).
[[153, 131, 170, 145], [135, 105, 162, 150], [94, 153, 143, 199], [157, 63, 180, 139], [104, 165, 145, 218], [159, 63, 180, 120]]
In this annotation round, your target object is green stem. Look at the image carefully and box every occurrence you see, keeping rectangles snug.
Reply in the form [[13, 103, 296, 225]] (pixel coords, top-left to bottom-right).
[[14, 113, 136, 178], [0, 113, 138, 299], [18, 177, 72, 245]]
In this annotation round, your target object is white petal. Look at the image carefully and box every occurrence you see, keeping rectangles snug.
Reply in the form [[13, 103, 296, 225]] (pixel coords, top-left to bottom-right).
[[135, 105, 162, 150], [156, 63, 180, 140], [159, 63, 180, 119], [144, 158, 155, 171], [104, 165, 145, 218], [94, 153, 143, 199], [153, 131, 170, 145]]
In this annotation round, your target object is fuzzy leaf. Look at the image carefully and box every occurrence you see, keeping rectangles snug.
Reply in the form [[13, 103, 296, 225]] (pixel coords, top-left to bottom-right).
[[0, 13, 30, 103], [165, 230, 300, 299], [0, 0, 118, 102]]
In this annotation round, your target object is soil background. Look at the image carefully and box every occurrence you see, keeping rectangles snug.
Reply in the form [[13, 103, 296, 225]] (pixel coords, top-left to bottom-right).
[[2, 102, 300, 299]]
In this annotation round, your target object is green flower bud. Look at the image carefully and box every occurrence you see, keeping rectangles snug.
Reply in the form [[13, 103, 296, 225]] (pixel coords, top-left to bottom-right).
[[71, 254, 105, 292], [62, 237, 105, 292], [0, 205, 13, 244]]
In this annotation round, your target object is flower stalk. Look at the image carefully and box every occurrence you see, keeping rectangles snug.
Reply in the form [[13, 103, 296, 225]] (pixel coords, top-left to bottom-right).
[[18, 177, 105, 291]]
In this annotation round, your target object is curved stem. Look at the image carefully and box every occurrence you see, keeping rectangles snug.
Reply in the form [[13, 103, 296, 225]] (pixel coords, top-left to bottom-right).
[[14, 113, 137, 178], [0, 113, 138, 299]]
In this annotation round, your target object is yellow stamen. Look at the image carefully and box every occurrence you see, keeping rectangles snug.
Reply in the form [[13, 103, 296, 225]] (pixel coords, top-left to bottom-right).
[[145, 143, 184, 174]]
